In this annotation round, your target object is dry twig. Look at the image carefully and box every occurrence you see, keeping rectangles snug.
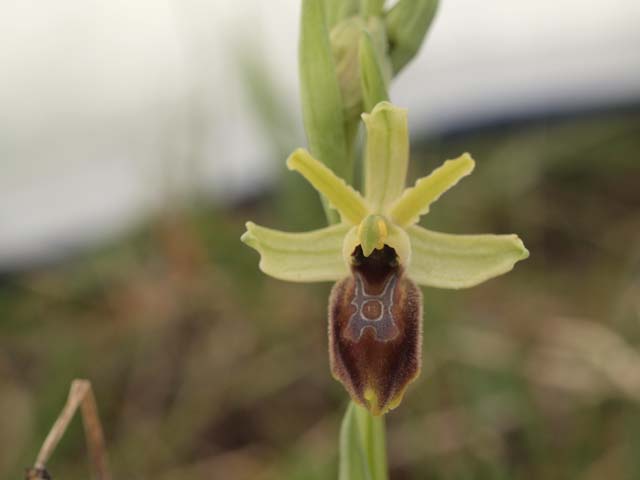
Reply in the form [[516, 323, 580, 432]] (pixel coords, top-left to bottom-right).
[[26, 379, 111, 480]]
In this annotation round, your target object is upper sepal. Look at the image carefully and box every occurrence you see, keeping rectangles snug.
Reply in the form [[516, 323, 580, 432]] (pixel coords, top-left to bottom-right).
[[362, 102, 409, 212]]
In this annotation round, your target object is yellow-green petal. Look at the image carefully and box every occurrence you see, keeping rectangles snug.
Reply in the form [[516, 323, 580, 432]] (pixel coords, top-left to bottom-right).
[[362, 102, 409, 212], [389, 153, 475, 227], [406, 225, 529, 289], [241, 222, 350, 282], [287, 148, 370, 225]]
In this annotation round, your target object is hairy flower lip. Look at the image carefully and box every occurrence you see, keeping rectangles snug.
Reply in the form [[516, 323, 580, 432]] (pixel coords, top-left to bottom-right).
[[330, 248, 422, 415]]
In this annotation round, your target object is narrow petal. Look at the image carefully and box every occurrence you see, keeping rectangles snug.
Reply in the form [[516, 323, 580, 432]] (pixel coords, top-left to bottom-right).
[[407, 225, 529, 289], [241, 222, 350, 282], [287, 148, 369, 225], [389, 153, 475, 227], [362, 102, 409, 212]]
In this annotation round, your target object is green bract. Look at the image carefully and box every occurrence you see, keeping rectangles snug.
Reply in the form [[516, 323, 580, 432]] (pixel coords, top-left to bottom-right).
[[385, 0, 439, 74], [241, 101, 529, 289]]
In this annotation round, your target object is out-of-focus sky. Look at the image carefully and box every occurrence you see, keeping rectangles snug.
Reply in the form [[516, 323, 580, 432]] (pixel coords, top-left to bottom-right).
[[2, 0, 639, 268]]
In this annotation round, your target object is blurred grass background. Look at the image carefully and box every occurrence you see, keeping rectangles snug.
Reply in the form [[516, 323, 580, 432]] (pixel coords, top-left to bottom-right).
[[1, 103, 639, 479]]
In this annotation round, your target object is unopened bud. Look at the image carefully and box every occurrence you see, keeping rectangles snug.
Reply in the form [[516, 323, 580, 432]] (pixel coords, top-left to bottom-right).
[[330, 17, 392, 120]]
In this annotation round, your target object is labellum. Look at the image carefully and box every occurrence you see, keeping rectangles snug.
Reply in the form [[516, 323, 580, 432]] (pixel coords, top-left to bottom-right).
[[329, 245, 422, 416]]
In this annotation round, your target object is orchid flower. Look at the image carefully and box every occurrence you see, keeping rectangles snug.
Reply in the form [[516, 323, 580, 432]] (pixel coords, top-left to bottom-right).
[[241, 101, 528, 415]]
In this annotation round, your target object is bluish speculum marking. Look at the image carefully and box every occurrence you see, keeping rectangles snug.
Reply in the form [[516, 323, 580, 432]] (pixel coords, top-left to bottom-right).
[[344, 273, 400, 342]]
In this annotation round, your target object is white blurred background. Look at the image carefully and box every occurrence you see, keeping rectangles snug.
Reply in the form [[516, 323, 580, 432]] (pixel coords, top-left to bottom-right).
[[2, 0, 639, 269]]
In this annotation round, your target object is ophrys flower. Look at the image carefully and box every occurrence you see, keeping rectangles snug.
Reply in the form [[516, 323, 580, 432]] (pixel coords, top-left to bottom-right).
[[241, 101, 528, 415]]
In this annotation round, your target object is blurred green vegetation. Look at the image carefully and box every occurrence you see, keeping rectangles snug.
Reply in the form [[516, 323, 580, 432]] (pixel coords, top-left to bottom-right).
[[1, 107, 640, 480]]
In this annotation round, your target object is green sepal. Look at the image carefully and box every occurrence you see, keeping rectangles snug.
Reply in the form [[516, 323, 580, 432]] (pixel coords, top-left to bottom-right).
[[241, 222, 350, 282], [287, 149, 370, 225], [339, 402, 388, 480], [406, 225, 529, 288], [300, 0, 351, 222], [390, 153, 474, 227], [362, 102, 408, 212], [385, 0, 439, 73]]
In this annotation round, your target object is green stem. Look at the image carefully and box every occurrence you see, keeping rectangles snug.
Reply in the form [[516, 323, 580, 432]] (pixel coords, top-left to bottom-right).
[[339, 402, 388, 480]]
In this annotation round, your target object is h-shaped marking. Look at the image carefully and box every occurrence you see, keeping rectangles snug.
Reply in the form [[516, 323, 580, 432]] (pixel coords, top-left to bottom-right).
[[344, 273, 399, 342]]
